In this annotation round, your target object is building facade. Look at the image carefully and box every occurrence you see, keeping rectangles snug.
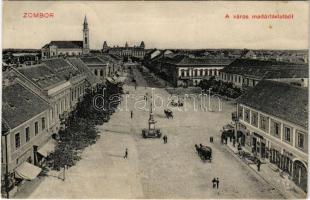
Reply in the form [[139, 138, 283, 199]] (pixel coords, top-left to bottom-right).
[[103, 41, 146, 59], [236, 80, 308, 192], [2, 82, 52, 197]]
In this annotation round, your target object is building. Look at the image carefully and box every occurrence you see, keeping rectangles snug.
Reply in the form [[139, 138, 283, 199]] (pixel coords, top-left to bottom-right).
[[103, 41, 146, 59], [2, 82, 52, 197], [10, 58, 87, 133], [220, 58, 308, 90], [80, 57, 109, 80], [236, 80, 308, 192], [145, 54, 233, 87], [41, 16, 90, 59]]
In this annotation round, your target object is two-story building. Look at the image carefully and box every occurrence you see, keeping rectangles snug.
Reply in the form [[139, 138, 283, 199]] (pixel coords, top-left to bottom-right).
[[236, 80, 308, 192]]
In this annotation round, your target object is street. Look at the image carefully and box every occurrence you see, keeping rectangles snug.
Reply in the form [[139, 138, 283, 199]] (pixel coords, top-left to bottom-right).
[[23, 66, 284, 199]]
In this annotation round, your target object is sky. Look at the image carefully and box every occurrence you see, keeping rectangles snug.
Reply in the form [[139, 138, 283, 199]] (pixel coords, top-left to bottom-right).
[[3, 1, 309, 50]]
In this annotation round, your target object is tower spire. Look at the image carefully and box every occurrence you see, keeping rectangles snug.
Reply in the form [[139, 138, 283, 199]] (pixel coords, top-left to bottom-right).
[[83, 15, 88, 30]]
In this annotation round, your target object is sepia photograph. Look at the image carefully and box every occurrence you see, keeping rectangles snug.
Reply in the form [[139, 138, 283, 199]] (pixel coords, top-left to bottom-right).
[[1, 1, 309, 199]]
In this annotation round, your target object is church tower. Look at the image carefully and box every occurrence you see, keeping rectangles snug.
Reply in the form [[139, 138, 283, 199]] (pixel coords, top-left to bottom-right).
[[83, 16, 90, 54]]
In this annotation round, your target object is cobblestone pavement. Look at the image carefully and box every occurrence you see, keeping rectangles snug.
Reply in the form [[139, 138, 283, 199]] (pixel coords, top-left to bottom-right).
[[24, 67, 285, 199]]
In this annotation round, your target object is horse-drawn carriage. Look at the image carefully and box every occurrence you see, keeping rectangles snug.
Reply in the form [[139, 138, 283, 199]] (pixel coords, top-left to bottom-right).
[[164, 109, 173, 119], [195, 144, 212, 162]]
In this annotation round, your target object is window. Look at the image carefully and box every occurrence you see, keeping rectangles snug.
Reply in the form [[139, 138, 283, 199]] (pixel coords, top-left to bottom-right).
[[244, 109, 250, 123], [35, 122, 39, 135], [15, 133, 20, 149], [41, 117, 45, 130], [251, 111, 258, 127], [238, 105, 243, 120], [271, 120, 280, 137], [25, 127, 30, 142], [238, 76, 241, 83], [94, 69, 98, 76], [297, 131, 304, 149], [283, 125, 291, 142], [259, 115, 269, 132], [100, 70, 103, 77]]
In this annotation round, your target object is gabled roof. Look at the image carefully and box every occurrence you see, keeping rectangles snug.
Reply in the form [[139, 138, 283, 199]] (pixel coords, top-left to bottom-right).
[[238, 80, 308, 129], [67, 58, 101, 86], [2, 82, 51, 130], [17, 64, 65, 90], [221, 58, 308, 79], [43, 58, 80, 80], [42, 41, 83, 49]]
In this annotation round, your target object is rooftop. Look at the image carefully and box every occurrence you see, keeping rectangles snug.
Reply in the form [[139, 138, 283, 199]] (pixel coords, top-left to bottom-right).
[[18, 64, 65, 90], [42, 41, 83, 49], [80, 57, 108, 65], [43, 58, 79, 79], [238, 80, 308, 129], [2, 82, 51, 131], [164, 55, 234, 66], [221, 58, 308, 79], [67, 58, 101, 85]]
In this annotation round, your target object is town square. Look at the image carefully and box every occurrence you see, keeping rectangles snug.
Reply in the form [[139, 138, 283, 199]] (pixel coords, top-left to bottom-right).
[[1, 1, 308, 199]]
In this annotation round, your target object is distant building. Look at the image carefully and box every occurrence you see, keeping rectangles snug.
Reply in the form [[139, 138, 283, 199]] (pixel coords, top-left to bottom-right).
[[41, 16, 90, 59], [102, 41, 146, 59], [220, 59, 308, 90], [236, 80, 308, 192]]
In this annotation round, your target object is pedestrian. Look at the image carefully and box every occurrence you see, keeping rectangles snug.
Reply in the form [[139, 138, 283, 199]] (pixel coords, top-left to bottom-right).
[[257, 159, 261, 172], [162, 135, 166, 144], [212, 178, 216, 189], [131, 110, 133, 119], [216, 177, 219, 189], [164, 135, 168, 144], [124, 148, 128, 159]]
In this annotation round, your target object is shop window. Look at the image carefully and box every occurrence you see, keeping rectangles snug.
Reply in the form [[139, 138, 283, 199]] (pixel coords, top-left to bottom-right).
[[283, 125, 291, 142], [251, 111, 258, 127], [297, 131, 304, 149], [15, 133, 20, 149]]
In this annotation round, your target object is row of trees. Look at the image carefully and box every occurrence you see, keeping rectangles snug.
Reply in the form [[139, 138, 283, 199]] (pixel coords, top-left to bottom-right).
[[198, 77, 243, 99], [48, 82, 122, 170]]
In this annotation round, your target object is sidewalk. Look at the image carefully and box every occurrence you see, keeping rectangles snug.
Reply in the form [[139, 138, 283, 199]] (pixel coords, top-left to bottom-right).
[[225, 141, 307, 199]]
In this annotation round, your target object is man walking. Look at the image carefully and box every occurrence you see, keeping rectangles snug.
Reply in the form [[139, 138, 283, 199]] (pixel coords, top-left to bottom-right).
[[257, 159, 261, 172], [216, 177, 219, 189], [131, 110, 133, 119], [124, 148, 128, 159]]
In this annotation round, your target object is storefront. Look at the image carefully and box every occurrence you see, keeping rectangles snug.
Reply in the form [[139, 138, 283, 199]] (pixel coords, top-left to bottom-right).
[[251, 132, 267, 159]]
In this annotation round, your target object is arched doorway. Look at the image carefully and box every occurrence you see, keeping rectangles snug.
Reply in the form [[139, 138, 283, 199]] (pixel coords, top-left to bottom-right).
[[293, 159, 307, 192]]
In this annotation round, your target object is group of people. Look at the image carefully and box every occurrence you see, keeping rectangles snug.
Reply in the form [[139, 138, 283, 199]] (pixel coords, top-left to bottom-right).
[[212, 177, 220, 189]]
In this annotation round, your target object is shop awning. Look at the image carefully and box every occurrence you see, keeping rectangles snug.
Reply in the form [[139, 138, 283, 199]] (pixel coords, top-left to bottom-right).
[[37, 139, 57, 157], [15, 162, 42, 180]]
